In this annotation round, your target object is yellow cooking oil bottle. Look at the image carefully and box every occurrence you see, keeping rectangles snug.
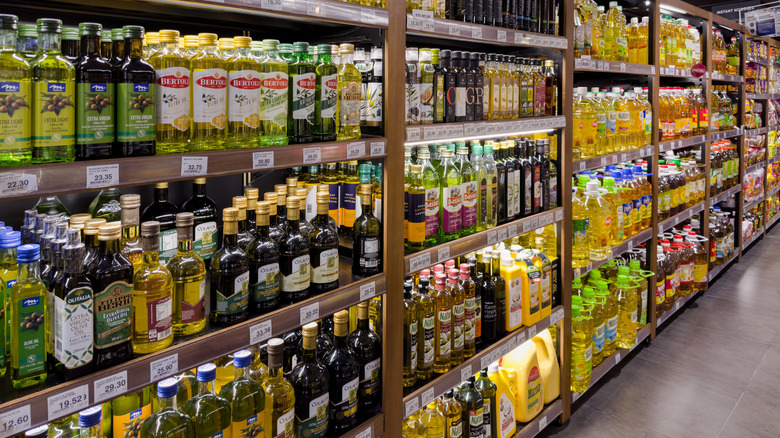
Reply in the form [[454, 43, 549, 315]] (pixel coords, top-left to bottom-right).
[[615, 274, 638, 348], [531, 329, 560, 404], [582, 181, 612, 261], [570, 305, 592, 393], [501, 340, 543, 422], [528, 248, 552, 319], [488, 364, 516, 438], [514, 251, 541, 326], [500, 253, 523, 332], [629, 260, 654, 328], [596, 279, 618, 357], [581, 287, 605, 367]]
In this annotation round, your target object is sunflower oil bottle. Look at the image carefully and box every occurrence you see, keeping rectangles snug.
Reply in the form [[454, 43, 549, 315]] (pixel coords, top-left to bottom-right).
[[612, 88, 630, 152], [596, 279, 618, 357], [574, 87, 597, 159], [628, 17, 640, 64], [570, 305, 592, 393], [574, 0, 598, 58], [635, 88, 652, 146], [727, 37, 740, 75], [614, 274, 637, 348], [604, 2, 627, 62], [602, 177, 623, 245], [572, 186, 590, 268], [583, 287, 604, 367], [583, 181, 612, 261], [713, 30, 727, 74], [600, 91, 617, 155]]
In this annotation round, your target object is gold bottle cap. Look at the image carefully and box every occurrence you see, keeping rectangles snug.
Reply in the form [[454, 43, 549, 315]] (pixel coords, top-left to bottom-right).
[[194, 177, 207, 184], [264, 192, 278, 204], [286, 196, 300, 210], [334, 310, 349, 324], [234, 36, 251, 48], [302, 322, 318, 337], [198, 32, 218, 46], [331, 44, 340, 55], [411, 164, 423, 173], [295, 188, 307, 198], [286, 177, 298, 188], [317, 184, 329, 193], [359, 183, 373, 196], [339, 43, 354, 54], [176, 212, 194, 227], [257, 201, 271, 214], [184, 35, 198, 47], [141, 221, 161, 237], [244, 187, 259, 201], [316, 192, 329, 203], [69, 213, 91, 226], [155, 182, 168, 189], [159, 29, 179, 43], [97, 223, 121, 240], [218, 37, 234, 50], [348, 160, 358, 165], [84, 218, 107, 233], [146, 31, 160, 45], [233, 196, 248, 209], [120, 194, 141, 208], [275, 184, 287, 196], [223, 207, 239, 222], [296, 189, 307, 210], [357, 301, 369, 318]]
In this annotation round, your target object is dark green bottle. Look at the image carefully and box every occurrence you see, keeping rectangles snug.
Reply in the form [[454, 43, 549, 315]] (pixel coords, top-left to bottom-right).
[[324, 310, 359, 434], [116, 25, 155, 157], [75, 22, 114, 160], [474, 369, 497, 438], [209, 208, 249, 327], [291, 323, 330, 438], [352, 183, 382, 276], [181, 178, 218, 262], [456, 377, 484, 438], [309, 192, 339, 295], [279, 197, 310, 304], [347, 301, 381, 415], [219, 350, 265, 438], [314, 44, 337, 142], [289, 42, 315, 144], [248, 201, 280, 315]]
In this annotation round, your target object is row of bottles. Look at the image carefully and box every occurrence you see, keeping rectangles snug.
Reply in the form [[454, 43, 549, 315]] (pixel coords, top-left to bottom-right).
[[711, 29, 741, 75], [658, 87, 707, 141], [656, 229, 709, 318], [403, 137, 557, 251], [405, 48, 557, 124], [574, 1, 650, 64], [573, 86, 652, 161], [659, 15, 702, 69], [403, 328, 560, 438], [708, 141, 740, 196], [657, 155, 708, 219], [406, 0, 560, 35], [403, 235, 557, 386], [707, 207, 735, 269]]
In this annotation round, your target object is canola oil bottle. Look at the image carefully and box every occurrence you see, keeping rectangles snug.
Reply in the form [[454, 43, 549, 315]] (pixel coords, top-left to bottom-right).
[[582, 181, 612, 261], [570, 305, 592, 393], [500, 254, 523, 332], [596, 280, 618, 357], [531, 329, 560, 404], [572, 187, 590, 268], [500, 340, 543, 422], [582, 287, 604, 367], [514, 251, 541, 326], [614, 274, 638, 348], [628, 260, 653, 328]]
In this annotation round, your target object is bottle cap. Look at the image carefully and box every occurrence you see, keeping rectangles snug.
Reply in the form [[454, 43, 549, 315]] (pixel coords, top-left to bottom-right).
[[78, 22, 101, 36], [293, 41, 308, 52], [196, 363, 217, 382], [302, 322, 318, 337], [233, 350, 252, 368], [245, 187, 259, 201], [223, 207, 239, 222], [316, 44, 330, 54], [233, 196, 248, 209], [158, 29, 178, 43], [69, 213, 92, 226], [120, 194, 141, 209], [122, 25, 144, 39], [257, 201, 271, 214], [155, 182, 169, 189], [24, 425, 48, 438], [85, 219, 107, 234], [334, 310, 348, 324], [234, 36, 251, 48], [286, 196, 300, 210], [98, 223, 121, 240], [141, 221, 161, 238], [316, 192, 329, 203], [157, 377, 179, 399], [0, 231, 21, 248], [0, 15, 18, 30], [339, 43, 354, 54], [176, 212, 194, 228], [198, 33, 218, 45], [78, 406, 103, 428]]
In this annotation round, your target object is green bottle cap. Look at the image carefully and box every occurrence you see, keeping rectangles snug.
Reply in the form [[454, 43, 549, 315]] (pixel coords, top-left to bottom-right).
[[618, 265, 630, 276], [18, 24, 37, 37], [617, 274, 629, 285], [484, 144, 493, 154], [572, 295, 582, 306], [122, 25, 144, 39], [262, 39, 279, 51], [572, 305, 581, 317], [629, 259, 641, 270], [577, 174, 590, 188], [101, 31, 112, 42], [582, 286, 595, 298], [316, 43, 330, 54], [603, 177, 615, 188], [472, 145, 483, 156], [0, 14, 18, 30], [596, 279, 609, 291], [590, 270, 602, 280], [572, 277, 583, 288], [111, 27, 123, 41], [293, 41, 308, 52], [279, 42, 293, 54], [78, 22, 102, 36], [37, 18, 62, 34]]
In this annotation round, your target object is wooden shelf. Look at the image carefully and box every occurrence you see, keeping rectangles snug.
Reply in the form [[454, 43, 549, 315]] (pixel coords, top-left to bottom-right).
[[573, 145, 655, 173], [511, 399, 564, 438], [657, 291, 700, 327], [658, 135, 707, 153], [658, 202, 706, 233], [572, 227, 653, 280], [708, 253, 739, 282], [574, 58, 655, 75], [711, 128, 743, 141], [404, 116, 566, 143], [709, 185, 741, 207]]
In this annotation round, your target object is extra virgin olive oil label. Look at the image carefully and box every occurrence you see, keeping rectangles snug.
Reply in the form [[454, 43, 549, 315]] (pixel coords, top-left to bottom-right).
[[77, 82, 115, 144], [319, 74, 337, 120], [275, 408, 295, 438], [117, 83, 156, 142], [361, 357, 381, 396], [253, 262, 280, 304], [281, 255, 310, 292], [193, 221, 218, 259], [452, 299, 465, 350], [53, 287, 93, 369], [261, 72, 289, 127], [339, 82, 361, 127], [146, 295, 172, 343], [340, 182, 357, 228], [215, 271, 249, 315], [232, 414, 262, 438], [155, 67, 190, 131], [193, 68, 227, 129], [180, 279, 205, 325], [438, 307, 452, 356], [468, 408, 484, 438], [407, 320, 418, 371], [297, 393, 329, 438], [34, 81, 75, 148], [228, 70, 262, 128], [312, 249, 338, 284], [158, 229, 178, 265], [425, 187, 439, 238], [94, 281, 132, 348], [0, 80, 31, 152], [112, 404, 151, 438], [16, 296, 45, 375], [330, 377, 358, 420], [292, 72, 315, 123]]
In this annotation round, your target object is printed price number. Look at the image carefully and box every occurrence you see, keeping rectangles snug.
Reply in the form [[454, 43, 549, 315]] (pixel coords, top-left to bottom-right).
[[253, 151, 274, 170], [260, 0, 283, 11], [360, 281, 377, 301], [514, 32, 524, 44], [370, 141, 385, 156], [150, 354, 178, 381], [550, 308, 563, 325], [480, 355, 492, 370], [437, 246, 450, 263], [409, 252, 431, 273], [412, 9, 434, 32], [0, 406, 31, 438], [407, 127, 421, 141], [0, 172, 37, 196], [460, 365, 473, 382], [487, 230, 498, 245], [94, 371, 128, 403], [86, 164, 119, 189], [420, 388, 435, 407], [47, 385, 89, 421], [347, 141, 366, 159], [507, 336, 518, 353], [405, 397, 419, 418], [449, 24, 460, 36], [302, 147, 321, 164], [300, 302, 320, 325], [497, 228, 508, 242], [555, 209, 564, 222], [250, 320, 273, 345], [181, 156, 208, 177], [507, 224, 518, 237]]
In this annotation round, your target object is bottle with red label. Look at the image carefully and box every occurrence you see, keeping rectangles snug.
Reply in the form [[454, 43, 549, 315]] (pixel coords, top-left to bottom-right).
[[190, 33, 227, 151], [150, 30, 190, 155], [226, 36, 262, 149]]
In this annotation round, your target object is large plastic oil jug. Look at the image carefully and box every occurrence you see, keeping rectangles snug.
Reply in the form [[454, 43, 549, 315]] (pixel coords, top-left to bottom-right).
[[501, 340, 543, 422], [514, 252, 541, 326], [488, 363, 517, 438], [531, 329, 561, 404]]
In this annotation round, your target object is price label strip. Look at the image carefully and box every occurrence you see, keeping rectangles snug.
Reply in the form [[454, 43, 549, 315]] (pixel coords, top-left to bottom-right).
[[300, 302, 320, 325], [86, 164, 118, 189], [347, 141, 366, 159], [250, 320, 273, 345], [181, 156, 208, 177], [94, 371, 128, 403], [150, 354, 179, 381], [302, 147, 322, 164], [0, 405, 31, 438], [253, 151, 274, 170], [409, 252, 431, 273], [360, 281, 377, 301], [47, 385, 89, 422], [0, 172, 37, 197]]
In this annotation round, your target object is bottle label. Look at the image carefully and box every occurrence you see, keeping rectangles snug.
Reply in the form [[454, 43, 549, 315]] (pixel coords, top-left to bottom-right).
[[533, 167, 541, 208], [468, 408, 484, 437], [193, 68, 227, 128], [112, 404, 151, 438], [76, 82, 115, 145], [422, 313, 435, 365], [34, 81, 75, 148], [405, 73, 418, 124], [319, 74, 337, 120], [261, 71, 289, 127], [425, 187, 440, 238], [340, 182, 357, 229], [228, 69, 262, 127], [419, 78, 434, 122], [158, 228, 178, 265], [146, 294, 172, 343], [483, 400, 492, 438], [0, 80, 31, 152], [215, 271, 249, 314], [357, 236, 381, 269], [327, 183, 340, 226], [179, 279, 205, 325], [361, 357, 381, 395], [572, 344, 592, 382], [449, 418, 463, 438], [506, 171, 516, 218], [54, 287, 93, 369], [605, 315, 617, 343], [464, 296, 476, 343], [156, 67, 190, 131], [275, 408, 295, 438], [693, 263, 707, 283], [453, 300, 465, 349], [408, 192, 426, 243], [312, 248, 339, 284], [94, 281, 132, 348], [437, 306, 452, 357], [292, 72, 316, 123], [573, 218, 589, 246], [253, 262, 280, 303], [117, 82, 156, 143], [297, 392, 329, 437], [193, 221, 218, 259], [507, 274, 523, 328], [282, 255, 310, 292], [366, 81, 383, 123], [681, 261, 693, 284], [231, 414, 262, 438], [442, 185, 463, 233], [594, 323, 605, 353], [456, 84, 467, 117], [407, 319, 418, 371], [16, 296, 45, 375], [540, 270, 551, 310], [340, 81, 362, 127], [498, 393, 515, 437], [330, 376, 359, 421]]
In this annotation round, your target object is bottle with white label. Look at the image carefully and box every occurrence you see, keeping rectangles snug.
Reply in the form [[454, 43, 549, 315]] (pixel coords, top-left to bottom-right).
[[280, 196, 311, 303], [348, 301, 382, 413], [248, 201, 280, 315], [167, 212, 206, 337], [260, 39, 289, 146], [190, 33, 227, 151], [150, 30, 190, 155], [291, 322, 330, 437], [289, 41, 315, 144], [263, 338, 296, 438], [314, 44, 337, 142], [210, 207, 249, 327], [141, 182, 179, 266], [226, 36, 261, 149], [336, 43, 362, 141], [181, 178, 218, 262], [309, 192, 339, 294], [131, 221, 173, 355]]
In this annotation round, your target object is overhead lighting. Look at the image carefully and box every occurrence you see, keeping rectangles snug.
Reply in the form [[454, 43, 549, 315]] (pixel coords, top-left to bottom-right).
[[645, 0, 650, 5], [719, 24, 733, 31], [404, 129, 556, 146], [660, 4, 688, 14]]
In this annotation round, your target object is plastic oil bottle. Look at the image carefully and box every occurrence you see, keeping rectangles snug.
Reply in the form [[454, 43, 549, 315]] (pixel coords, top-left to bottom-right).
[[570, 305, 592, 393], [582, 181, 612, 261], [487, 364, 516, 438], [629, 259, 653, 328], [572, 186, 590, 268], [614, 274, 638, 348], [596, 279, 618, 357], [500, 253, 523, 332], [582, 287, 604, 367], [514, 250, 541, 326]]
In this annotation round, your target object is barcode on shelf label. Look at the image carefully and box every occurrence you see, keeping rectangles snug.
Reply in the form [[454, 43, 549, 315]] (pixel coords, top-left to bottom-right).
[[94, 371, 128, 403], [360, 281, 377, 301], [260, 0, 283, 10], [472, 27, 482, 39], [300, 302, 320, 325], [449, 24, 460, 36], [181, 156, 208, 177], [527, 324, 537, 338], [253, 151, 274, 170], [507, 224, 518, 237], [409, 253, 431, 273], [421, 388, 435, 407], [480, 355, 492, 369], [405, 397, 419, 418], [615, 352, 621, 363], [497, 30, 507, 42], [437, 246, 450, 262], [370, 141, 384, 156], [347, 141, 366, 159], [0, 172, 37, 197], [460, 365, 473, 382], [150, 354, 178, 381], [250, 320, 272, 345], [497, 228, 508, 242], [47, 385, 89, 421], [355, 426, 373, 438], [0, 405, 31, 438], [302, 147, 321, 164], [539, 416, 548, 431], [86, 164, 118, 189], [515, 331, 526, 346], [487, 230, 498, 245], [556, 209, 564, 222]]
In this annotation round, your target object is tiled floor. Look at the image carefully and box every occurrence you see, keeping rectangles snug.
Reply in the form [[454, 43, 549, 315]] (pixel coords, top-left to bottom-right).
[[541, 229, 780, 438]]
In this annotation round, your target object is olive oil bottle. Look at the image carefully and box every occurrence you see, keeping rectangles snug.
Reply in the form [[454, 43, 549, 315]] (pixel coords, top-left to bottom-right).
[[348, 301, 382, 414], [210, 207, 249, 326], [280, 197, 310, 303], [352, 183, 382, 276], [336, 43, 361, 141], [190, 33, 227, 151], [140, 378, 195, 438], [119, 194, 143, 269], [456, 377, 484, 438], [141, 183, 179, 266], [111, 387, 152, 438], [226, 36, 261, 149], [0, 14, 32, 167], [314, 44, 337, 142], [415, 277, 435, 380], [116, 25, 156, 157], [248, 201, 280, 315], [150, 29, 190, 155], [262, 338, 296, 438], [259, 39, 289, 146], [289, 42, 315, 144], [75, 23, 114, 160], [132, 221, 173, 354], [219, 350, 265, 438], [181, 178, 218, 262], [291, 322, 330, 437], [403, 281, 418, 387], [323, 310, 359, 434], [309, 192, 339, 294], [182, 364, 232, 438], [167, 213, 206, 337], [32, 18, 76, 164], [232, 196, 255, 252], [10, 244, 48, 389], [339, 160, 359, 237]]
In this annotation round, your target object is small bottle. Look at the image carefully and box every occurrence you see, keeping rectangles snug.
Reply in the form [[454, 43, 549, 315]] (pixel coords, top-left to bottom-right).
[[77, 406, 103, 438], [260, 39, 289, 146], [402, 282, 419, 387], [210, 208, 249, 326], [262, 338, 296, 438], [291, 323, 330, 437], [314, 44, 337, 142], [181, 178, 218, 262], [150, 29, 190, 155], [119, 194, 143, 269], [352, 183, 382, 276], [280, 197, 311, 303], [289, 41, 316, 144], [182, 364, 232, 438], [132, 221, 173, 354], [0, 14, 32, 167], [9, 244, 47, 388], [140, 378, 195, 438], [309, 192, 340, 294], [167, 213, 207, 337], [117, 25, 156, 157], [336, 43, 362, 140], [219, 350, 266, 438], [190, 33, 227, 151], [324, 310, 360, 433], [248, 201, 281, 315], [348, 301, 382, 413]]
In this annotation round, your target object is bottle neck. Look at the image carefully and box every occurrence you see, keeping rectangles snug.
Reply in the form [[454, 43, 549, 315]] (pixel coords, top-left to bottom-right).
[[302, 335, 317, 363], [39, 31, 62, 53], [100, 238, 120, 256], [0, 29, 16, 51], [194, 182, 206, 197], [18, 260, 41, 281], [81, 35, 101, 56], [177, 226, 194, 255], [197, 380, 214, 396], [155, 187, 169, 203], [340, 51, 354, 65], [357, 313, 369, 330], [142, 236, 161, 266], [361, 198, 372, 216], [318, 54, 332, 64], [126, 37, 143, 59], [235, 365, 251, 380], [159, 395, 177, 411], [223, 221, 238, 246]]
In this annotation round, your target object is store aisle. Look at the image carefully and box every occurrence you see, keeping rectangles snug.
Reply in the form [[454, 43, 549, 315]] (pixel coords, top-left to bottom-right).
[[542, 230, 780, 438]]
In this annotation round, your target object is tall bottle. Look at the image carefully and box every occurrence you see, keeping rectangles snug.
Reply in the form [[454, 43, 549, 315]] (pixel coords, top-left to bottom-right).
[[336, 43, 362, 140], [259, 39, 289, 146], [482, 144, 499, 228], [310, 192, 339, 294], [415, 277, 435, 381], [182, 364, 232, 438], [190, 33, 227, 151], [142, 183, 179, 266], [402, 282, 419, 387], [348, 301, 382, 413], [279, 196, 310, 303], [339, 160, 359, 236], [314, 44, 337, 142], [363, 47, 383, 134], [10, 244, 48, 388], [324, 310, 360, 433], [570, 305, 592, 392], [439, 149, 463, 241], [226, 36, 262, 149], [0, 14, 32, 167], [210, 208, 249, 326], [139, 378, 196, 438], [117, 25, 156, 157], [290, 322, 330, 437], [32, 18, 76, 164], [289, 42, 315, 144], [456, 377, 484, 438], [432, 272, 453, 374], [167, 213, 207, 337], [132, 221, 173, 354], [233, 196, 255, 252], [353, 184, 383, 276], [119, 194, 143, 270], [150, 29, 190, 155], [181, 178, 218, 262], [248, 201, 281, 315], [262, 338, 296, 438], [218, 350, 265, 438]]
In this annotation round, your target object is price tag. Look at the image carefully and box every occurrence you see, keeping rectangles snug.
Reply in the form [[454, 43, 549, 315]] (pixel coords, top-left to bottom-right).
[[360, 9, 376, 24], [475, 123, 487, 135], [302, 147, 321, 164], [530, 218, 539, 230], [650, 66, 656, 74], [421, 388, 435, 407], [412, 9, 434, 32], [677, 140, 682, 149], [549, 308, 562, 325], [578, 161, 586, 171], [487, 230, 498, 245], [527, 324, 537, 338], [481, 355, 492, 369], [435, 126, 449, 139], [407, 127, 421, 141], [253, 151, 274, 170], [260, 0, 283, 10], [497, 30, 507, 42], [497, 228, 508, 242], [150, 354, 178, 381], [464, 123, 477, 137], [472, 27, 482, 39], [94, 371, 128, 403], [620, 153, 627, 162], [405, 397, 419, 418], [181, 156, 208, 177], [449, 24, 460, 36], [600, 157, 607, 167], [515, 32, 523, 44], [423, 125, 437, 140], [448, 124, 464, 138], [409, 252, 431, 273], [507, 337, 518, 353], [555, 209, 564, 222], [250, 320, 273, 345], [615, 352, 621, 363], [360, 281, 377, 301], [522, 219, 532, 233], [347, 141, 366, 159], [515, 331, 526, 346], [47, 385, 89, 421], [355, 426, 373, 438], [675, 300, 681, 311], [86, 164, 118, 189], [437, 246, 450, 263], [539, 416, 548, 431], [620, 63, 626, 72], [507, 224, 518, 237], [628, 239, 633, 250], [0, 405, 31, 438], [460, 364, 473, 382], [573, 391, 582, 401], [300, 302, 320, 325], [0, 172, 37, 197], [307, 1, 323, 16]]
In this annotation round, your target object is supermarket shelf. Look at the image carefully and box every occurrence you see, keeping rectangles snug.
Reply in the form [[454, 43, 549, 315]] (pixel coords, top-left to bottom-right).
[[768, 211, 780, 229], [572, 227, 653, 279], [0, 138, 387, 201], [658, 135, 707, 153], [746, 161, 766, 174], [406, 13, 568, 49], [404, 116, 566, 143], [709, 185, 741, 207], [511, 399, 564, 438], [658, 201, 706, 233], [747, 57, 771, 66], [767, 185, 780, 197], [574, 58, 655, 75], [573, 145, 655, 173], [402, 306, 565, 419], [711, 128, 743, 141], [708, 253, 739, 282], [0, 272, 386, 430], [742, 230, 763, 251], [746, 93, 768, 100], [657, 290, 700, 327], [710, 72, 745, 82], [745, 126, 768, 136], [404, 208, 563, 275], [659, 66, 700, 78], [571, 325, 650, 401], [342, 414, 385, 438], [744, 196, 763, 213]]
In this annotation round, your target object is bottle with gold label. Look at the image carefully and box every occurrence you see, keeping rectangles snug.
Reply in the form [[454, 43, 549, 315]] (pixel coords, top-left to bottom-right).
[[226, 36, 261, 149], [150, 29, 190, 155], [291, 322, 329, 438], [324, 310, 359, 433], [119, 194, 143, 269], [219, 350, 265, 438], [336, 43, 362, 141], [348, 301, 382, 413], [182, 364, 231, 438], [190, 33, 227, 151], [210, 207, 249, 327], [181, 178, 218, 261], [132, 221, 173, 355], [280, 196, 310, 303], [0, 14, 32, 167], [260, 39, 289, 146], [248, 201, 280, 315], [309, 192, 339, 295], [262, 338, 296, 438], [167, 213, 206, 337]]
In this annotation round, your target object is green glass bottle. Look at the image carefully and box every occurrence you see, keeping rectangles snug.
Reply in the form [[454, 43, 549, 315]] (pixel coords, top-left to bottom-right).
[[210, 207, 249, 327], [110, 28, 124, 66], [418, 149, 441, 246], [17, 24, 38, 61], [226, 36, 261, 149], [9, 244, 47, 389], [314, 44, 337, 142], [181, 178, 218, 262], [456, 377, 484, 438], [402, 281, 418, 387], [288, 42, 315, 144], [259, 39, 289, 146], [140, 378, 195, 438], [323, 310, 359, 434], [336, 43, 361, 141], [309, 192, 339, 295], [183, 364, 232, 438], [219, 350, 266, 438], [248, 201, 280, 315], [475, 369, 497, 438], [352, 184, 382, 276], [89, 188, 122, 223], [78, 406, 104, 438], [167, 213, 206, 337], [348, 301, 382, 414], [47, 416, 76, 438], [117, 25, 156, 157], [280, 197, 310, 304], [232, 196, 255, 252], [339, 160, 359, 236], [415, 277, 435, 380], [32, 18, 75, 164], [75, 22, 114, 160], [262, 338, 296, 438], [291, 323, 329, 437], [438, 149, 463, 241], [0, 14, 32, 167], [60, 27, 79, 63]]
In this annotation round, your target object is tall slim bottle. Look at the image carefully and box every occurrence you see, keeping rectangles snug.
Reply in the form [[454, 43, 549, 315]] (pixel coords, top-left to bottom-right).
[[219, 350, 265, 438], [458, 146, 478, 236], [117, 25, 156, 157], [289, 42, 315, 144], [314, 44, 337, 142], [456, 378, 484, 438], [226, 36, 262, 149], [10, 244, 47, 388], [141, 182, 179, 266], [150, 30, 190, 155], [182, 364, 232, 438], [0, 14, 33, 167], [291, 322, 330, 437], [482, 143, 499, 228], [448, 269, 465, 366], [460, 263, 477, 357], [210, 208, 249, 326], [132, 221, 173, 354], [262, 338, 296, 437], [258, 39, 289, 146], [310, 192, 339, 294], [352, 184, 382, 276], [403, 282, 419, 387], [181, 178, 218, 262], [324, 310, 360, 433], [348, 301, 382, 414], [190, 33, 227, 151], [119, 194, 143, 269], [479, 252, 497, 342], [336, 43, 362, 140], [248, 201, 280, 315], [475, 369, 497, 438], [439, 149, 463, 241], [432, 273, 452, 374], [167, 213, 207, 337], [415, 277, 435, 380], [280, 196, 311, 303]]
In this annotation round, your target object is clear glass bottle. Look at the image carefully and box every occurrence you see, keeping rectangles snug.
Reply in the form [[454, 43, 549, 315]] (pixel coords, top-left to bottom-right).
[[140, 378, 195, 438], [132, 221, 173, 354], [119, 194, 143, 269], [0, 14, 32, 167], [210, 208, 249, 326], [336, 43, 362, 141], [248, 201, 280, 315], [314, 44, 337, 142], [182, 364, 232, 438], [190, 33, 227, 151], [9, 244, 47, 388], [226, 36, 261, 149], [219, 350, 266, 438], [77, 407, 103, 438], [262, 338, 296, 438], [117, 25, 156, 157], [260, 39, 289, 146], [167, 212, 206, 337], [150, 29, 190, 155]]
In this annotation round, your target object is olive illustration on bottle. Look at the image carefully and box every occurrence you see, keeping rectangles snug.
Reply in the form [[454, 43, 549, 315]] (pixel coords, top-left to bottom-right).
[[85, 93, 112, 115], [0, 93, 29, 118], [39, 93, 73, 116], [128, 93, 154, 114], [20, 312, 44, 331]]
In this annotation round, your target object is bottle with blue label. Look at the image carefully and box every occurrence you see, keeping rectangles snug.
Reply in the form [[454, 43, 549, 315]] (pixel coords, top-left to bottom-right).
[[117, 25, 155, 157], [219, 350, 266, 438], [9, 243, 47, 389], [0, 14, 32, 168], [75, 22, 114, 160], [182, 363, 232, 438]]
